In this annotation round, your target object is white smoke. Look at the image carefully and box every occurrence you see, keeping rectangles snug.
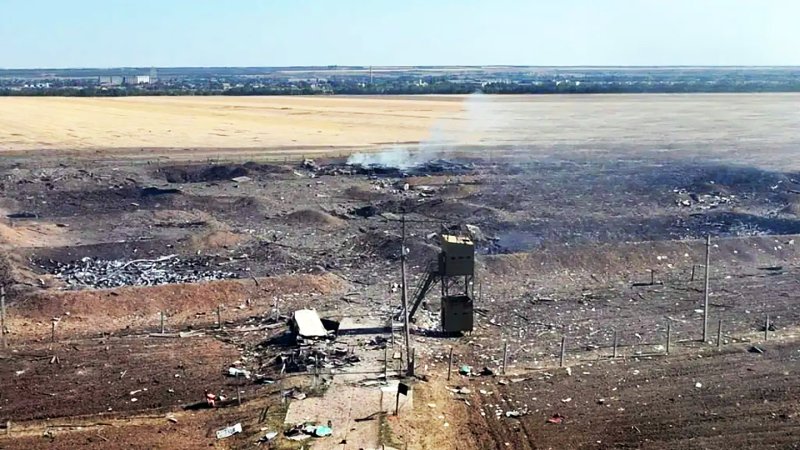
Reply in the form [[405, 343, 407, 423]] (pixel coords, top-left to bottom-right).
[[346, 91, 505, 169], [346, 146, 442, 170]]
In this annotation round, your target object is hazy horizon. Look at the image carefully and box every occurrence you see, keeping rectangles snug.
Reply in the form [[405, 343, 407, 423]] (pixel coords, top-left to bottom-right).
[[3, 65, 800, 71]]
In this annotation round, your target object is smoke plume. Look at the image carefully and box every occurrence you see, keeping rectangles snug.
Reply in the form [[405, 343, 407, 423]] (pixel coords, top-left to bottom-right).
[[346, 91, 505, 168]]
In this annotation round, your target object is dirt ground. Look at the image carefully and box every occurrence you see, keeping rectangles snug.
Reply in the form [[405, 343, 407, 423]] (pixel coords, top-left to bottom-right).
[[2, 94, 800, 448], [454, 341, 800, 450]]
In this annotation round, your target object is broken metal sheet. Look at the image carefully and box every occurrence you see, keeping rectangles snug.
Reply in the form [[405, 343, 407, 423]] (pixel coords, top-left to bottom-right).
[[315, 425, 333, 437], [215, 423, 242, 439]]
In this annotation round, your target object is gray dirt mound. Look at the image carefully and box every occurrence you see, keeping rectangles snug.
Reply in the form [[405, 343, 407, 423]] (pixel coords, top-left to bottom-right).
[[344, 186, 388, 202], [158, 162, 287, 183], [358, 231, 438, 265], [413, 199, 501, 220], [282, 209, 345, 229], [0, 248, 41, 297]]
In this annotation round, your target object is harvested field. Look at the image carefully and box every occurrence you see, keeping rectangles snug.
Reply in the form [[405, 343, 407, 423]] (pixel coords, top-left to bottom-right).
[[0, 94, 798, 168], [2, 94, 800, 449]]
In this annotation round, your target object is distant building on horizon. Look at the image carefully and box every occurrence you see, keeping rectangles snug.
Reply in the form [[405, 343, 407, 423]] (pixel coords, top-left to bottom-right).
[[123, 75, 151, 85], [99, 75, 150, 86], [98, 75, 123, 86]]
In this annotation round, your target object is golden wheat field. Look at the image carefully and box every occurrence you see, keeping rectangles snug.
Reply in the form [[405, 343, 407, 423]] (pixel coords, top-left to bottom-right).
[[0, 94, 798, 166]]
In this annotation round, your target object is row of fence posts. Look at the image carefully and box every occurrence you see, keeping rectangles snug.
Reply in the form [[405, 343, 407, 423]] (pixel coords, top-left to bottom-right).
[[441, 314, 777, 377], [0, 302, 229, 347]]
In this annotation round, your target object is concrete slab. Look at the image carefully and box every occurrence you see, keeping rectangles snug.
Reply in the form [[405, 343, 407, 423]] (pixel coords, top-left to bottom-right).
[[338, 317, 394, 335]]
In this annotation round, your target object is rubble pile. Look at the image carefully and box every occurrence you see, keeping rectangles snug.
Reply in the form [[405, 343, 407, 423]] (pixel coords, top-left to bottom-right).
[[49, 255, 240, 289], [674, 188, 736, 209], [276, 343, 361, 373]]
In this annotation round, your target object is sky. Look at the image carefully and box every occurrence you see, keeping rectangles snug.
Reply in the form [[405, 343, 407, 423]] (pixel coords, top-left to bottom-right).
[[0, 0, 798, 68]]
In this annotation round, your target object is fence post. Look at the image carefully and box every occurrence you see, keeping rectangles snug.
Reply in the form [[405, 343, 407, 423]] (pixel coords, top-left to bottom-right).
[[690, 265, 696, 282], [717, 318, 722, 348], [51, 320, 56, 343], [502, 342, 508, 375], [1, 286, 6, 349], [447, 347, 453, 381], [217, 305, 222, 329], [560, 336, 566, 367], [703, 235, 711, 342], [612, 331, 618, 359], [666, 322, 671, 355], [765, 314, 770, 341], [384, 344, 389, 381]]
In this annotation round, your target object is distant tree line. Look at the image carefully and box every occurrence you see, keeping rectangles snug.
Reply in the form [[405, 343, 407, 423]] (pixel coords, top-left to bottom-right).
[[2, 79, 800, 97]]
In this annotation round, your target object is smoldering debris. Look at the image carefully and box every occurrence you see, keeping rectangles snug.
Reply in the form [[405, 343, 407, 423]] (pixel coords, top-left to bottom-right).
[[299, 158, 475, 178], [46, 254, 240, 289]]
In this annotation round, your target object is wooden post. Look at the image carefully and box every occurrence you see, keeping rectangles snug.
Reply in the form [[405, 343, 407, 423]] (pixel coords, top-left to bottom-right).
[[717, 319, 722, 348], [160, 311, 165, 334], [51, 321, 56, 343], [690, 265, 696, 282], [395, 389, 401, 416], [612, 331, 618, 358], [315, 356, 320, 387], [384, 344, 388, 380], [1, 286, 6, 349], [703, 235, 711, 342], [765, 314, 770, 341], [236, 383, 242, 406], [650, 269, 655, 285], [410, 348, 416, 376], [666, 322, 671, 355], [447, 347, 453, 381], [502, 342, 508, 375], [560, 336, 566, 367], [216, 305, 222, 329], [400, 214, 413, 376]]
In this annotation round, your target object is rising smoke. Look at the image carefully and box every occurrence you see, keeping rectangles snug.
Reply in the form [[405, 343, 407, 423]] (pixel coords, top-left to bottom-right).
[[346, 91, 507, 169]]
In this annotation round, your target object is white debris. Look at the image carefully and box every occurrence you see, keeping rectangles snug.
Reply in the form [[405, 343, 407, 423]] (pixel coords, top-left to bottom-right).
[[216, 423, 243, 439], [227, 367, 251, 379], [291, 309, 327, 338]]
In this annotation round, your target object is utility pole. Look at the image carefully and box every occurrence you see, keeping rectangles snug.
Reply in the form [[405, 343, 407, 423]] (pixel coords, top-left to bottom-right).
[[703, 235, 711, 342], [400, 214, 413, 376]]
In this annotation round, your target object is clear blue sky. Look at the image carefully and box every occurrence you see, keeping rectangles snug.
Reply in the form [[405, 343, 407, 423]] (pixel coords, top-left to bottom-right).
[[0, 0, 798, 68]]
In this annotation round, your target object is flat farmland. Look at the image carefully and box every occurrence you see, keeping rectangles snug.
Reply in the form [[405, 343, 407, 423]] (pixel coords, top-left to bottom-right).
[[0, 94, 799, 167], [0, 95, 462, 153]]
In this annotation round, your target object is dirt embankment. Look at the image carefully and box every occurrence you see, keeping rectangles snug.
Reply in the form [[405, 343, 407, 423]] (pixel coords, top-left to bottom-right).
[[6, 273, 348, 340]]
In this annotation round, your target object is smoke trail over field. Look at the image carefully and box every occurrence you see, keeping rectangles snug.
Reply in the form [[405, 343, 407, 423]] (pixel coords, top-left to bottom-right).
[[346, 91, 507, 168]]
